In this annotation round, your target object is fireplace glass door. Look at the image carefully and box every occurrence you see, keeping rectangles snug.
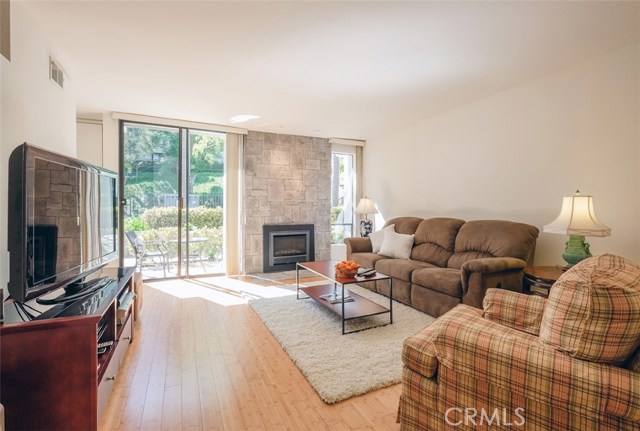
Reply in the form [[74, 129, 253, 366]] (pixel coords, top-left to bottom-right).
[[273, 234, 307, 259]]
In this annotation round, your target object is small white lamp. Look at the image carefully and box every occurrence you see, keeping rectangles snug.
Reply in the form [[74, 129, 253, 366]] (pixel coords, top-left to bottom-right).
[[543, 190, 611, 268], [355, 197, 378, 237]]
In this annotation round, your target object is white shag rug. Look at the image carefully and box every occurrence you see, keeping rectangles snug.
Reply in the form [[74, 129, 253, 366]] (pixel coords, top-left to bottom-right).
[[248, 269, 316, 281], [249, 282, 436, 404]]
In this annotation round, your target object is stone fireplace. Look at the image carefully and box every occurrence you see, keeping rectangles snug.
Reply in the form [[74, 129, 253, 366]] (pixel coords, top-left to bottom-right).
[[243, 131, 331, 273]]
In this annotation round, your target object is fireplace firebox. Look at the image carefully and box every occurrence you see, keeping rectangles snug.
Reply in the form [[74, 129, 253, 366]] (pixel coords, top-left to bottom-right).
[[263, 224, 315, 272]]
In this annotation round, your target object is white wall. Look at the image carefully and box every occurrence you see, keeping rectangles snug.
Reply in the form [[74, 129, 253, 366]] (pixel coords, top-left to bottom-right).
[[76, 120, 103, 166], [74, 113, 118, 171], [366, 44, 640, 265], [102, 114, 119, 172], [0, 2, 76, 300]]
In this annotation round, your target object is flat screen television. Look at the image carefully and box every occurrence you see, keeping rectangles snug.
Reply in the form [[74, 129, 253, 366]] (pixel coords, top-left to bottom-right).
[[7, 143, 119, 303]]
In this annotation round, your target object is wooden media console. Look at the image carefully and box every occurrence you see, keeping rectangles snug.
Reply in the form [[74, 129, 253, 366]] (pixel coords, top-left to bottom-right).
[[0, 266, 136, 431]]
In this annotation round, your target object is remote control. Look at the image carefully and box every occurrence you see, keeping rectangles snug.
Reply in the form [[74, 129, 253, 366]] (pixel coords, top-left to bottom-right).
[[358, 268, 376, 277]]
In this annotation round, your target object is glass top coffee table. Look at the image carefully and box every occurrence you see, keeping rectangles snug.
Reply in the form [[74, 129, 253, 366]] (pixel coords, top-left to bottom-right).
[[296, 260, 393, 334]]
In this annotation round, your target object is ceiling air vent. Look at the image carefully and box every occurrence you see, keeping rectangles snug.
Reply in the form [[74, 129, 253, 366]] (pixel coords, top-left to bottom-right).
[[49, 57, 64, 88]]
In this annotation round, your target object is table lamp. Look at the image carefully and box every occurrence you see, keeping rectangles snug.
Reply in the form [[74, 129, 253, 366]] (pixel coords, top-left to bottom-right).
[[355, 197, 378, 237], [543, 190, 611, 268]]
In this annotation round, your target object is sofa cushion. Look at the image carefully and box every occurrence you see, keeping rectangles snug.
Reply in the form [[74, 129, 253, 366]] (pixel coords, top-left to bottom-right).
[[379, 231, 415, 259], [411, 286, 461, 317], [375, 278, 412, 305], [383, 216, 423, 235], [411, 217, 464, 267], [412, 267, 462, 297], [539, 254, 640, 364], [375, 258, 436, 282], [447, 220, 539, 269], [349, 252, 389, 270], [370, 224, 395, 253]]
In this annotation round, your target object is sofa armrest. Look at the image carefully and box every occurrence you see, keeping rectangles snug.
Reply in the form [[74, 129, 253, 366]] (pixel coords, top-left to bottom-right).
[[460, 257, 528, 308], [606, 366, 640, 422], [344, 237, 372, 258], [462, 256, 527, 275], [425, 305, 640, 422], [402, 323, 440, 378], [482, 288, 546, 336]]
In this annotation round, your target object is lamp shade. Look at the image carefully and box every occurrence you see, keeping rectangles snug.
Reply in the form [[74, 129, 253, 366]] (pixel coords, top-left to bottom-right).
[[355, 197, 378, 215], [543, 194, 611, 237]]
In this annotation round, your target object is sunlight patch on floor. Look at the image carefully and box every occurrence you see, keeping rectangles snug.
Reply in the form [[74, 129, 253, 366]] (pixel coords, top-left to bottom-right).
[[147, 276, 297, 306]]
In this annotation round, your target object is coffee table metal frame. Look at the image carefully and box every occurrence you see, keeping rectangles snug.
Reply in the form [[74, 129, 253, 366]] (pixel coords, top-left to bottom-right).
[[296, 260, 393, 335]]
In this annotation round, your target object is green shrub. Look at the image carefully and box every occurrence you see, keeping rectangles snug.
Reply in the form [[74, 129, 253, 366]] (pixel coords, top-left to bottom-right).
[[140, 206, 223, 229], [331, 229, 346, 244], [192, 182, 222, 195], [331, 206, 343, 224], [189, 207, 223, 229], [197, 227, 223, 259], [124, 216, 149, 232], [125, 180, 175, 196], [137, 226, 223, 262], [137, 227, 175, 244], [141, 207, 179, 229]]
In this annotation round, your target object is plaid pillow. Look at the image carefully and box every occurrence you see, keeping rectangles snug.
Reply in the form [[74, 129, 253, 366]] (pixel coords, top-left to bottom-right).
[[627, 346, 640, 372], [483, 288, 546, 336], [539, 254, 640, 364]]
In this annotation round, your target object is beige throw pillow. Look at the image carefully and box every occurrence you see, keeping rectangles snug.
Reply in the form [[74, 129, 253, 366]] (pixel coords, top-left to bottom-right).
[[370, 224, 395, 253], [379, 230, 414, 259]]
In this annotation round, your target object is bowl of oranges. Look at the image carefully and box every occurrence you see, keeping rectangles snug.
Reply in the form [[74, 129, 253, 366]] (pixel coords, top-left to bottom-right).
[[335, 260, 360, 278]]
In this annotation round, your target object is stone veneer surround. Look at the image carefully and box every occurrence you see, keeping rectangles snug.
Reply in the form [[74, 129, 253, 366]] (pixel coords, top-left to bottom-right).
[[243, 131, 331, 273]]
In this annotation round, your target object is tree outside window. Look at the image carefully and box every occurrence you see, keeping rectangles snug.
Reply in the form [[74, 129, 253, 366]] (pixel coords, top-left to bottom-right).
[[330, 152, 355, 243]]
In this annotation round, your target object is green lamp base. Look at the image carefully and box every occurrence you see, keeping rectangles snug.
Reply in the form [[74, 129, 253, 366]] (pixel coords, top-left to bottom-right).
[[562, 235, 592, 268]]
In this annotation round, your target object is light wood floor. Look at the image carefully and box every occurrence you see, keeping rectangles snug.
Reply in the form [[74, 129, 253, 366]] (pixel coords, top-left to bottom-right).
[[99, 276, 402, 431]]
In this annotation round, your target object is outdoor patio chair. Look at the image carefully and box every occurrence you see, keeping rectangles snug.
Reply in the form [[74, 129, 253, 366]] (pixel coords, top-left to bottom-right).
[[125, 230, 168, 277]]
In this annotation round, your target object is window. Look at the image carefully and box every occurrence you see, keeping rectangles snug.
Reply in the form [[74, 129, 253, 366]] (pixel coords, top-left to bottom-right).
[[331, 147, 357, 243]]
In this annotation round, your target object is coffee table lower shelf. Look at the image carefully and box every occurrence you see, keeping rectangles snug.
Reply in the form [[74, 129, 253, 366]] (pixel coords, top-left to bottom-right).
[[300, 284, 392, 334]]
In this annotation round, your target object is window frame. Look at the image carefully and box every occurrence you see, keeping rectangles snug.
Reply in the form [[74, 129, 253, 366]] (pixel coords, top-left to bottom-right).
[[330, 144, 361, 243]]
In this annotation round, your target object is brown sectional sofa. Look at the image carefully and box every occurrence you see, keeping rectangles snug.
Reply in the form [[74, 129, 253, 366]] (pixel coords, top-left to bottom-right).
[[344, 216, 539, 317]]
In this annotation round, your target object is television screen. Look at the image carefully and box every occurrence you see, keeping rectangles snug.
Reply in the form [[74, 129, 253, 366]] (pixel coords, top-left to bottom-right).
[[8, 144, 119, 302]]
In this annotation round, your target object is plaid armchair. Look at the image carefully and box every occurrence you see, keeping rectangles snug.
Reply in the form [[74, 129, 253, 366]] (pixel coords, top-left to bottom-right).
[[398, 255, 640, 430]]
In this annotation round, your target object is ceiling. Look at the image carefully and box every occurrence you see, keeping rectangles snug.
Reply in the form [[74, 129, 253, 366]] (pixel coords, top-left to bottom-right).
[[21, 1, 640, 140]]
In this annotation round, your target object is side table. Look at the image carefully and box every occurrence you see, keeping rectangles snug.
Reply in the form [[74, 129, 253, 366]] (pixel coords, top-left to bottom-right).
[[523, 266, 564, 298]]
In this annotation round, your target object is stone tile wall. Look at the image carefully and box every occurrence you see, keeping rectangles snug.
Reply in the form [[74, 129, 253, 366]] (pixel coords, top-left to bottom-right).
[[243, 131, 331, 273]]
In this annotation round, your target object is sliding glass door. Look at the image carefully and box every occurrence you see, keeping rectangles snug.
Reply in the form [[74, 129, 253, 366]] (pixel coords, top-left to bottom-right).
[[183, 129, 225, 276], [121, 122, 225, 280]]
